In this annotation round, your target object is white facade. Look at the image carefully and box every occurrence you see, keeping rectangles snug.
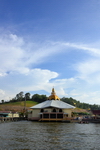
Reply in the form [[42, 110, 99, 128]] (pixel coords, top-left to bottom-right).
[[0, 111, 19, 117], [28, 88, 75, 121], [28, 101, 75, 121]]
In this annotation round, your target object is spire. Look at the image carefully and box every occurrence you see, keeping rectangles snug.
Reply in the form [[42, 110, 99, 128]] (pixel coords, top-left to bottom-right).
[[51, 87, 56, 95], [48, 88, 60, 100]]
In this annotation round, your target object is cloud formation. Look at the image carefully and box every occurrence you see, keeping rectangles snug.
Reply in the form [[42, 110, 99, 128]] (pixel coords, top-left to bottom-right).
[[0, 32, 100, 104]]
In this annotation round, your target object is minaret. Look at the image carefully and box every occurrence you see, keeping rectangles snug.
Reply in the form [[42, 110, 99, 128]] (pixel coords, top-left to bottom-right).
[[48, 88, 60, 100], [51, 87, 56, 95]]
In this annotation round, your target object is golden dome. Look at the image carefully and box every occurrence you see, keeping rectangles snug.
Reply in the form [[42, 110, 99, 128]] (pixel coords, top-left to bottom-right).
[[48, 88, 60, 100]]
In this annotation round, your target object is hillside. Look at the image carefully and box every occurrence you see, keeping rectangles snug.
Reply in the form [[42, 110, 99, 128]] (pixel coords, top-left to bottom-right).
[[0, 101, 38, 112], [72, 107, 89, 113], [0, 100, 89, 114]]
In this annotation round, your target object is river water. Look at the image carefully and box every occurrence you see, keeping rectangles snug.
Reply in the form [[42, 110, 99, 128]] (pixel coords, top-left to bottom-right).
[[0, 121, 100, 150]]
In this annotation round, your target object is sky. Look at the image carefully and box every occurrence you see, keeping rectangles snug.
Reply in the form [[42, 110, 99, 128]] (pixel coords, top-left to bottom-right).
[[0, 0, 100, 104]]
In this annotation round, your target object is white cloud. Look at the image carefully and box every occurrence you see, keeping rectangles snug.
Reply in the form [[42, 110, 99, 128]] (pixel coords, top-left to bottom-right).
[[0, 33, 24, 75], [0, 89, 6, 100], [0, 32, 100, 76], [73, 59, 100, 86], [0, 68, 59, 100], [1, 32, 100, 104], [63, 42, 100, 56], [0, 89, 5, 95], [71, 90, 100, 105], [0, 34, 67, 75], [0, 73, 7, 76]]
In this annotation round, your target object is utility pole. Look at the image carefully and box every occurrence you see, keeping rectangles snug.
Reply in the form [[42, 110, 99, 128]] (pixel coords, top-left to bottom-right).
[[24, 94, 26, 115]]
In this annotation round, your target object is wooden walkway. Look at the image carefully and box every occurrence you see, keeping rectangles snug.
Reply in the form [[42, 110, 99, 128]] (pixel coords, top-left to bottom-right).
[[39, 117, 72, 122], [39, 118, 63, 121]]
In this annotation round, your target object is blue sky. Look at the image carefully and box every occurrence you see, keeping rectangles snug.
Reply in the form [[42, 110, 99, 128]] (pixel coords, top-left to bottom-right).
[[0, 0, 100, 104]]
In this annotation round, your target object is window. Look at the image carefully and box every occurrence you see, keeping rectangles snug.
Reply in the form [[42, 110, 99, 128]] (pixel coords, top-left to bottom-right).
[[52, 109, 56, 112], [59, 109, 62, 112], [40, 109, 44, 112]]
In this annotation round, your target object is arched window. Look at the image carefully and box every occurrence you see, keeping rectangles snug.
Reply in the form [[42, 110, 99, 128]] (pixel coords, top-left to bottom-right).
[[59, 109, 62, 112], [40, 109, 44, 112], [66, 114, 68, 117], [52, 108, 56, 112]]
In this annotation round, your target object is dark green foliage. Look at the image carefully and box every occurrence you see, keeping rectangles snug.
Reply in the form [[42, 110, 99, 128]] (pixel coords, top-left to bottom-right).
[[32, 94, 47, 103], [25, 93, 31, 100], [16, 91, 24, 101], [1, 100, 4, 103], [72, 112, 91, 116], [8, 92, 47, 103], [1, 91, 100, 110], [10, 97, 17, 102], [61, 97, 100, 110]]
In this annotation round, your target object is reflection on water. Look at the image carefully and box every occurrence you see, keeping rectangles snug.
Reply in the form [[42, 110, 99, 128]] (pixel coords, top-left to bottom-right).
[[0, 121, 100, 150]]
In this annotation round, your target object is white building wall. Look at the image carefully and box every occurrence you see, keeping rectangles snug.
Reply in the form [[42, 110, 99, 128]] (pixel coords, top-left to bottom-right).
[[8, 113, 19, 117], [28, 113, 32, 119], [43, 108, 52, 112], [32, 109, 40, 118], [13, 113, 19, 117], [63, 109, 72, 117], [28, 108, 74, 120]]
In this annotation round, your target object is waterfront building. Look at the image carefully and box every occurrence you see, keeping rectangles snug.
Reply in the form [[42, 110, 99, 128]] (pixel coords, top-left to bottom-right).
[[0, 111, 19, 117], [91, 110, 100, 119], [28, 88, 75, 121]]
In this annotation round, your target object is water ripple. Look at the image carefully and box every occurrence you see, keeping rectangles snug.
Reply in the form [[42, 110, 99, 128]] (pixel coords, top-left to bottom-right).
[[0, 121, 100, 150]]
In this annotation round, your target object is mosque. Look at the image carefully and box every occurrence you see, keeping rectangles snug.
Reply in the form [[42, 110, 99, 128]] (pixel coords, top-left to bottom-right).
[[28, 88, 75, 122]]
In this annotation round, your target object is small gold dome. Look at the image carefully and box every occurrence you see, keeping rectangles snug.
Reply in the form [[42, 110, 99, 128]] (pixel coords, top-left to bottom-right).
[[48, 88, 60, 100]]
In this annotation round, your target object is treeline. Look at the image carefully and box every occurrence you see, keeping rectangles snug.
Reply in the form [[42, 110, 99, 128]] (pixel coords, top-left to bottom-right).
[[1, 91, 100, 110], [10, 92, 47, 103], [61, 97, 100, 110]]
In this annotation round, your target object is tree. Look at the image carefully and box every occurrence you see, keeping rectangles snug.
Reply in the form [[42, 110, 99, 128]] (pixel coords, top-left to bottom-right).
[[25, 93, 31, 100], [16, 91, 24, 101], [1, 100, 4, 103], [32, 94, 47, 103], [32, 94, 41, 102]]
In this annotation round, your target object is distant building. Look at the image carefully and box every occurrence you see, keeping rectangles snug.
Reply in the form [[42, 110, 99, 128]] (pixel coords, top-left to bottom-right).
[[0, 111, 19, 117], [91, 110, 100, 119], [28, 88, 75, 121]]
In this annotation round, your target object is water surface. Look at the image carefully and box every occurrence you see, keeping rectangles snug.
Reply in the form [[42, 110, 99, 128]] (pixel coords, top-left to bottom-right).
[[0, 121, 100, 150]]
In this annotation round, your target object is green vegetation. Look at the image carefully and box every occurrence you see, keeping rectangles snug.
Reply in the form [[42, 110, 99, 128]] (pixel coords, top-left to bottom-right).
[[61, 97, 100, 110], [72, 112, 91, 116], [8, 92, 47, 103], [0, 101, 38, 107], [1, 91, 100, 110]]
